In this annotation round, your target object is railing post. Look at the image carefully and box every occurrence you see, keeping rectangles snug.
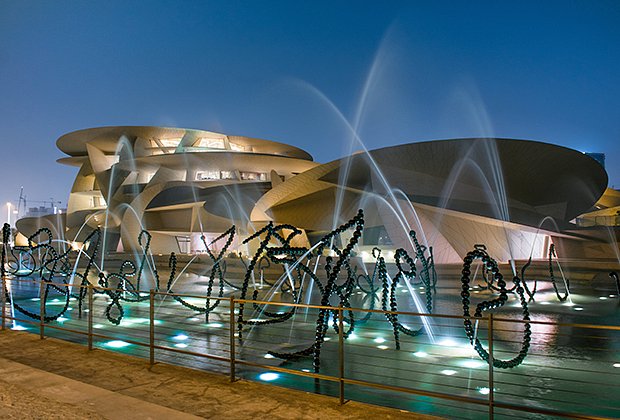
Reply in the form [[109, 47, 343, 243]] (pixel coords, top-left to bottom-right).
[[338, 306, 345, 405], [229, 296, 236, 382], [87, 284, 93, 350], [488, 313, 494, 419], [1, 275, 6, 330], [149, 289, 155, 365], [39, 280, 45, 339]]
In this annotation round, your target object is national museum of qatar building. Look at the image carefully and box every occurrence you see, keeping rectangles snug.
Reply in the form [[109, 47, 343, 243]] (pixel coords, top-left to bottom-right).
[[15, 126, 618, 263]]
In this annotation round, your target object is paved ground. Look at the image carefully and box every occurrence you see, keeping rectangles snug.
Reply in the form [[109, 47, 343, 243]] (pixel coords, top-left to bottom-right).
[[0, 330, 440, 419]]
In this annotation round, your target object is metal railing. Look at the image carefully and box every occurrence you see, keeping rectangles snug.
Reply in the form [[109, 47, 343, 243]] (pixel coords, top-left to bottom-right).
[[1, 276, 618, 419]]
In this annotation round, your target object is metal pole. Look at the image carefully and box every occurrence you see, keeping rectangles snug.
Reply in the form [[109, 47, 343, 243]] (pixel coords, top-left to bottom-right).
[[87, 284, 93, 350], [39, 280, 45, 339], [229, 296, 236, 382], [1, 275, 6, 330], [338, 306, 345, 405], [488, 313, 494, 419], [149, 289, 155, 365]]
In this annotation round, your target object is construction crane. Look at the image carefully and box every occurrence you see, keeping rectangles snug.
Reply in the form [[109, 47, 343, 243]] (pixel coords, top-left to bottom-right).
[[16, 187, 63, 219]]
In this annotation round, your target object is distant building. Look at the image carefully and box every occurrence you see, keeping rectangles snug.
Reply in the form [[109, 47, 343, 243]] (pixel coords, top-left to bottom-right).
[[585, 152, 605, 168], [25, 206, 66, 218]]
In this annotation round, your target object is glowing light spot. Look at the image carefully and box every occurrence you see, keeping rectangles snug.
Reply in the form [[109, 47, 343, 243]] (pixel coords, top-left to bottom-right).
[[174, 343, 188, 349], [11, 325, 27, 331], [478, 387, 491, 395], [302, 369, 310, 372], [52, 298, 60, 302], [56, 317, 69, 323], [612, 363, 620, 368], [377, 345, 389, 350], [374, 337, 386, 344], [413, 351, 428, 358], [207, 322, 223, 328], [441, 370, 457, 376], [610, 294, 617, 298], [173, 334, 188, 341], [348, 332, 358, 339], [540, 301, 551, 305], [563, 302, 575, 307], [439, 338, 458, 347], [30, 298, 40, 302], [462, 360, 485, 369], [574, 307, 584, 311], [93, 324, 104, 329], [264, 354, 275, 359], [258, 372, 279, 381], [105, 340, 130, 348], [599, 296, 608, 300], [324, 337, 331, 341]]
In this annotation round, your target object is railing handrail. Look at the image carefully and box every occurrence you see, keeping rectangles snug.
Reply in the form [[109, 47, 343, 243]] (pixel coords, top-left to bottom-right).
[[1, 275, 618, 420]]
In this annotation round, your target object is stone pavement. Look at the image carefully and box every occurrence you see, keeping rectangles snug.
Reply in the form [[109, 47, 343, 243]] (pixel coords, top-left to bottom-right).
[[0, 330, 440, 419]]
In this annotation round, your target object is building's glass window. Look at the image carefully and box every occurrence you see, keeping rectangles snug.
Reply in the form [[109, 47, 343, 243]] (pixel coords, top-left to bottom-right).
[[196, 170, 220, 181], [159, 138, 182, 148], [220, 171, 235, 180], [195, 137, 225, 149], [92, 196, 107, 208], [240, 172, 267, 181], [230, 142, 245, 152]]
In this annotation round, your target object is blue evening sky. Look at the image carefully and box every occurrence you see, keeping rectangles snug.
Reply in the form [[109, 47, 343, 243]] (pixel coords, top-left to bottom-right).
[[1, 0, 619, 223]]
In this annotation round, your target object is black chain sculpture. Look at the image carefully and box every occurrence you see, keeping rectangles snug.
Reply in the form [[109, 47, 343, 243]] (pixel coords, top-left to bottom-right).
[[236, 222, 306, 341], [266, 210, 366, 373], [2, 226, 73, 322], [460, 244, 531, 369], [1, 223, 10, 279], [547, 243, 569, 302], [370, 229, 437, 350], [351, 247, 383, 325], [94, 229, 179, 324], [165, 226, 236, 322]]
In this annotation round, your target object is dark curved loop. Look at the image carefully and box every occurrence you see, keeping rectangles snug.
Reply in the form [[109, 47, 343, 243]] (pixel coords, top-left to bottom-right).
[[460, 246, 531, 369]]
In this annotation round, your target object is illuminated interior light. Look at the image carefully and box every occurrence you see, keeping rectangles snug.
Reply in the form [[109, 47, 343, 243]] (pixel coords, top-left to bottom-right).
[[324, 337, 331, 341], [258, 372, 279, 381], [174, 343, 188, 349], [11, 325, 27, 331], [264, 354, 275, 359], [540, 301, 551, 305], [478, 387, 491, 395], [573, 307, 584, 311], [302, 369, 310, 372], [56, 316, 69, 323], [413, 351, 428, 358], [377, 345, 389, 350], [207, 323, 223, 328], [613, 363, 620, 368], [93, 324, 104, 329], [105, 340, 130, 348], [348, 332, 358, 339], [189, 317, 200, 322], [441, 369, 457, 376], [599, 296, 608, 300], [374, 337, 386, 344]]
